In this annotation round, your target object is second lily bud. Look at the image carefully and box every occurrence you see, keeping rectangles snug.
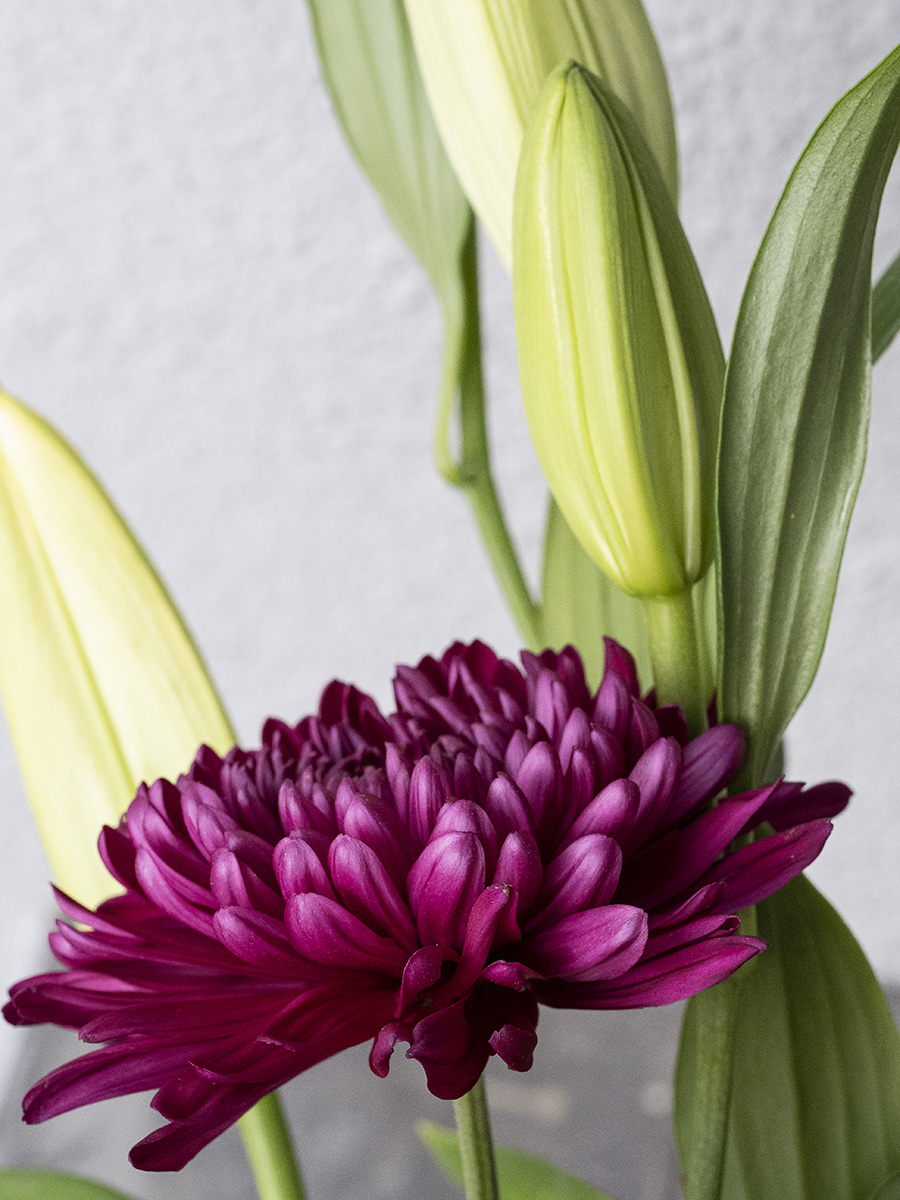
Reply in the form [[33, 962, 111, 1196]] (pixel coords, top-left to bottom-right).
[[514, 62, 724, 601], [403, 0, 678, 269]]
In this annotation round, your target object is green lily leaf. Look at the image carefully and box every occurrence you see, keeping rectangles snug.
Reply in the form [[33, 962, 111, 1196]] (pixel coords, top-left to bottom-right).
[[541, 498, 652, 688], [418, 1121, 620, 1199], [872, 248, 900, 361], [676, 877, 900, 1200], [306, 0, 473, 483], [306, 0, 468, 297], [0, 1168, 137, 1200], [717, 41, 900, 789], [0, 389, 234, 906], [870, 1176, 900, 1200]]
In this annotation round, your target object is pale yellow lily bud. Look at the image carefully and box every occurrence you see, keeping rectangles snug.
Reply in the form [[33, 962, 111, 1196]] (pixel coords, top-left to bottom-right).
[[0, 389, 234, 905], [514, 63, 724, 599], [403, 0, 677, 269]]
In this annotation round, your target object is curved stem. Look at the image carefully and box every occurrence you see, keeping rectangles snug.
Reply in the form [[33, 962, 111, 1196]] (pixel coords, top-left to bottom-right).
[[239, 1092, 306, 1200], [433, 219, 543, 650], [453, 1077, 499, 1200]]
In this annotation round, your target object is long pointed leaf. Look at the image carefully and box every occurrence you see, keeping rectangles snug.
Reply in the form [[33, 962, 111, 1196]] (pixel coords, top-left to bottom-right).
[[306, 0, 469, 296], [677, 879, 900, 1200], [0, 389, 234, 905], [871, 1176, 900, 1200], [0, 1169, 137, 1200], [419, 1121, 620, 1200], [717, 42, 900, 788], [873, 248, 900, 361]]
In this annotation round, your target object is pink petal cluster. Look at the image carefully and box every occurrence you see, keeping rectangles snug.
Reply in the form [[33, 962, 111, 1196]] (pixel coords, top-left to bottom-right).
[[5, 640, 848, 1170]]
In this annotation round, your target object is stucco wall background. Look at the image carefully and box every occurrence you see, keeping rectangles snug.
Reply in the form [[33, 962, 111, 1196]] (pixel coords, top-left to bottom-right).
[[0, 0, 899, 1113]]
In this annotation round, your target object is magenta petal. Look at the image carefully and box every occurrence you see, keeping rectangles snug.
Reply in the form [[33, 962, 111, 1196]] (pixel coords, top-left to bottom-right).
[[129, 1084, 274, 1171], [483, 774, 533, 840], [593, 670, 631, 738], [134, 850, 215, 937], [626, 785, 776, 909], [492, 832, 542, 910], [480, 960, 541, 989], [432, 800, 499, 871], [558, 708, 592, 772], [446, 886, 515, 996], [530, 835, 622, 928], [514, 742, 562, 840], [566, 779, 640, 844], [396, 946, 456, 1013], [566, 747, 597, 820], [540, 936, 765, 1010], [408, 758, 451, 850], [589, 727, 626, 790], [273, 832, 334, 901], [98, 824, 141, 892], [643, 913, 741, 959], [626, 698, 660, 763], [209, 849, 283, 919], [285, 894, 408, 974], [602, 637, 641, 695], [702, 820, 833, 911], [213, 907, 304, 972], [756, 780, 851, 832], [335, 790, 413, 885], [329, 835, 418, 950], [406, 1001, 489, 1100], [488, 989, 540, 1072], [534, 670, 571, 741], [369, 1021, 412, 1078], [649, 883, 725, 929], [23, 1042, 199, 1123], [520, 906, 648, 982], [626, 737, 682, 848], [408, 832, 486, 950], [665, 725, 745, 827], [181, 784, 240, 858], [490, 1023, 537, 1071]]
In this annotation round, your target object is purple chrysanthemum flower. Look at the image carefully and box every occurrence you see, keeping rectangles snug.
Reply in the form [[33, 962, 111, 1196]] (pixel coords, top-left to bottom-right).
[[5, 640, 848, 1171]]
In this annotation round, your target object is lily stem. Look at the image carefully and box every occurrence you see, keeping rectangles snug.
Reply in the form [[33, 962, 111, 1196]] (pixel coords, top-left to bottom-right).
[[433, 217, 543, 651], [239, 1092, 307, 1200], [642, 586, 712, 735], [453, 1077, 500, 1200]]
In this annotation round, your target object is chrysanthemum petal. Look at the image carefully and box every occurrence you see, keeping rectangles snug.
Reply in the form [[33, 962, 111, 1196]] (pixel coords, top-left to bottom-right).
[[700, 820, 833, 910], [530, 835, 622, 928], [407, 831, 486, 949], [539, 935, 765, 1009], [285, 894, 409, 973], [520, 906, 648, 982]]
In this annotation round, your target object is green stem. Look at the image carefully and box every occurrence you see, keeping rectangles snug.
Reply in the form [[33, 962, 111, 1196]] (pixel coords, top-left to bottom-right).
[[433, 218, 542, 651], [239, 1092, 306, 1200], [453, 1077, 500, 1200], [642, 587, 712, 735]]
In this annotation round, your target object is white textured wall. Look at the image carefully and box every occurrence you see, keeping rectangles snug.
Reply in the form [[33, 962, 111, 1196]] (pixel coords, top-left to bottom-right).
[[0, 1, 899, 1101]]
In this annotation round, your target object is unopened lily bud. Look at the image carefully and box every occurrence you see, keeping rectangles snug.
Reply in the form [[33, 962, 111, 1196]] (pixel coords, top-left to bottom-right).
[[514, 63, 724, 599], [403, 0, 677, 269]]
